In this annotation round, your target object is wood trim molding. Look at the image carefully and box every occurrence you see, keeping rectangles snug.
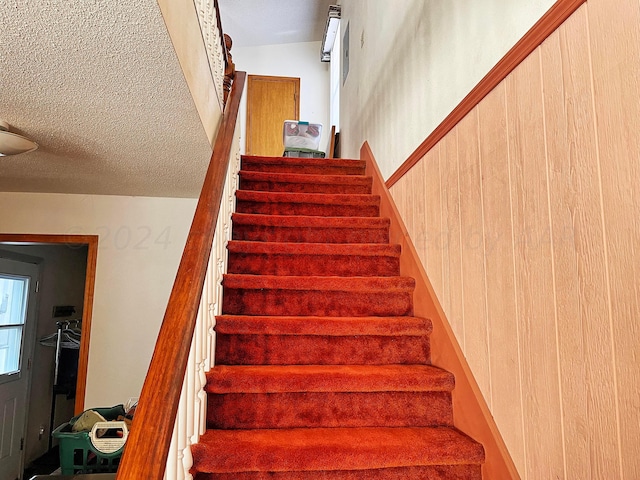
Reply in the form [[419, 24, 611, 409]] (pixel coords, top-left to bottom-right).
[[115, 70, 246, 480], [0, 234, 99, 414], [362, 142, 520, 479], [386, 0, 587, 187]]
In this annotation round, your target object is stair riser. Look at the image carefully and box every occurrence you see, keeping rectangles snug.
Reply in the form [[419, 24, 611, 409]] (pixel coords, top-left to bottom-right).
[[194, 464, 481, 480], [239, 178, 372, 195], [232, 225, 389, 244], [241, 163, 365, 176], [207, 391, 453, 429], [235, 201, 379, 217], [215, 334, 430, 365], [222, 289, 413, 317], [228, 252, 400, 277]]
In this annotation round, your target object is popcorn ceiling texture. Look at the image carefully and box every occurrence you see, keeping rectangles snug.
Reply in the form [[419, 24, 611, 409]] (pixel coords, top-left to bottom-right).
[[0, 0, 215, 198]]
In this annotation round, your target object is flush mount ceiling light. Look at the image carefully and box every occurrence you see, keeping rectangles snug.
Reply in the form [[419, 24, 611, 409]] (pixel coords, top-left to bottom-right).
[[321, 5, 341, 62], [0, 120, 38, 156]]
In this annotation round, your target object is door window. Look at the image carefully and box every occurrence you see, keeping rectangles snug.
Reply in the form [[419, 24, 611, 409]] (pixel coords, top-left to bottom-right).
[[0, 275, 28, 377]]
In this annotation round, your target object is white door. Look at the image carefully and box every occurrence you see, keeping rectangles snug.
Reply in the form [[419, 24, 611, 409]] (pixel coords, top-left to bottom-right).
[[0, 258, 39, 480]]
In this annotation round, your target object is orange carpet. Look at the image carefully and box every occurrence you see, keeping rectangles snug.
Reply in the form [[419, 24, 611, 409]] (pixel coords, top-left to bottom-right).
[[190, 156, 484, 479]]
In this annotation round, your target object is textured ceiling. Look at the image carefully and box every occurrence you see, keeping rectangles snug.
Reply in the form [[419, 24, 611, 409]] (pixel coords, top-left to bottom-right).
[[218, 0, 335, 47], [0, 0, 213, 198], [0, 1, 334, 198]]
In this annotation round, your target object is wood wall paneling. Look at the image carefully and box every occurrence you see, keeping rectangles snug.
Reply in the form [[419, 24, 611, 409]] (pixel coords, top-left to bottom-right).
[[541, 9, 620, 477], [477, 84, 525, 474], [587, 0, 640, 477], [387, 0, 639, 476], [423, 145, 444, 298], [506, 48, 564, 478], [457, 110, 491, 403], [439, 129, 465, 347]]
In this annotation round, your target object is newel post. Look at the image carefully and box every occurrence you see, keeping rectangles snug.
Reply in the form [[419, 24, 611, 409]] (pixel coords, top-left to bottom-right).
[[223, 34, 236, 105]]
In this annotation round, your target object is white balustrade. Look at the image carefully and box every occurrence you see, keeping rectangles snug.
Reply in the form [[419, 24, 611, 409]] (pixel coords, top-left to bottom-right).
[[163, 114, 241, 480]]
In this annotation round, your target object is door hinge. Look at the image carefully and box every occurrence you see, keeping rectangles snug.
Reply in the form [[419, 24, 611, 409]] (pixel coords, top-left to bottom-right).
[[35, 281, 40, 293], [20, 438, 24, 451], [27, 357, 32, 370]]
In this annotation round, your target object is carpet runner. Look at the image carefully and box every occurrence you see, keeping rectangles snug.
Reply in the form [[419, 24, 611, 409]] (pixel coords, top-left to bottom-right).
[[191, 155, 484, 479]]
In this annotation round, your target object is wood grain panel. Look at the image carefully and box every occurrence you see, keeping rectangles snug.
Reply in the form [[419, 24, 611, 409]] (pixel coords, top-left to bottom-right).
[[587, 0, 640, 477], [477, 84, 525, 474], [457, 109, 491, 401], [438, 128, 464, 346], [380, 1, 640, 476], [541, 10, 620, 477], [423, 145, 444, 299], [411, 159, 427, 268], [246, 75, 299, 156], [506, 50, 564, 478], [365, 143, 520, 480]]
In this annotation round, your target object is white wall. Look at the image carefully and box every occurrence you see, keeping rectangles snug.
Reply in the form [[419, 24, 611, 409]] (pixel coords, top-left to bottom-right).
[[0, 192, 197, 409], [232, 41, 331, 154], [339, 0, 556, 178]]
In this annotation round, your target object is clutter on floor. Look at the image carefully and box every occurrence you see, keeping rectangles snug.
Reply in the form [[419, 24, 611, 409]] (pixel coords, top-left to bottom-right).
[[52, 399, 136, 475]]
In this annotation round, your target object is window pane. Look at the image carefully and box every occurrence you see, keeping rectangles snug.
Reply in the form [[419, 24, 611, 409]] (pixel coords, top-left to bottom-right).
[[0, 326, 23, 375], [0, 276, 28, 327], [0, 275, 28, 376]]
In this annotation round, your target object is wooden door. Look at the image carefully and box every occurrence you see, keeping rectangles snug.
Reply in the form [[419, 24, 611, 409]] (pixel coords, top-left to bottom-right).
[[246, 75, 300, 156]]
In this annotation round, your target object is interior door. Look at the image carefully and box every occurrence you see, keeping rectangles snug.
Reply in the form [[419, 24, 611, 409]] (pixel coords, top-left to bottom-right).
[[0, 258, 38, 480], [246, 75, 300, 156]]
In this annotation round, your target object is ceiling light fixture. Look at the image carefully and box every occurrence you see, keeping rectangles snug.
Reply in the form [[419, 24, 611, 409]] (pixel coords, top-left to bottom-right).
[[0, 120, 38, 156], [321, 5, 341, 62]]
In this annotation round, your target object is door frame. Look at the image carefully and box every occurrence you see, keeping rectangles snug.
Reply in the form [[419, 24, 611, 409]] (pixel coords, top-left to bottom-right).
[[0, 234, 98, 415]]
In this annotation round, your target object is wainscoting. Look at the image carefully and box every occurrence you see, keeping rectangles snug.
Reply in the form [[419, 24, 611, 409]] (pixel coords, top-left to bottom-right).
[[389, 0, 640, 477]]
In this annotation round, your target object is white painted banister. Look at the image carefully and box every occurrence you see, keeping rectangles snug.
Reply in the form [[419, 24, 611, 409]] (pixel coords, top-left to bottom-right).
[[163, 119, 241, 480]]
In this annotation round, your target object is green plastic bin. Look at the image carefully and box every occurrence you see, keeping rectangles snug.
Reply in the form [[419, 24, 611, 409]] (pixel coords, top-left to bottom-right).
[[52, 405, 127, 475]]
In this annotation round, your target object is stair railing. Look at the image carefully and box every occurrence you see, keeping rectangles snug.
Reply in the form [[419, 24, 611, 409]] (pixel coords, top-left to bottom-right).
[[114, 62, 246, 480]]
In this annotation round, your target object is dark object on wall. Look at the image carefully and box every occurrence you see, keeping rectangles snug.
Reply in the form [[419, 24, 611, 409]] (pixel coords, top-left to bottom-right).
[[53, 305, 76, 317]]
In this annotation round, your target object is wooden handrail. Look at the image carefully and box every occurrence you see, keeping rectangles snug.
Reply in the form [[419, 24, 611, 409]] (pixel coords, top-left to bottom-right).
[[115, 69, 246, 480]]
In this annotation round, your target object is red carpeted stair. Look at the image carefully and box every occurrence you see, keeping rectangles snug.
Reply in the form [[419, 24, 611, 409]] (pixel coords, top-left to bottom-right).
[[191, 155, 484, 479]]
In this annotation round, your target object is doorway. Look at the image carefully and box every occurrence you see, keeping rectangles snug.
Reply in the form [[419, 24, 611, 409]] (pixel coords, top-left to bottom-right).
[[246, 75, 300, 156], [0, 234, 97, 479]]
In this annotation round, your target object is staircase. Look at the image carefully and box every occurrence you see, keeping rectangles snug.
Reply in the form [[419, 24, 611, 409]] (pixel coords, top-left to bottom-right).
[[190, 155, 485, 479]]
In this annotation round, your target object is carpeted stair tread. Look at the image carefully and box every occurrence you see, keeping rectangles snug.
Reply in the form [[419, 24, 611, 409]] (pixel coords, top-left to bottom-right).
[[191, 427, 485, 473], [232, 213, 390, 229], [214, 315, 433, 365], [206, 365, 454, 393], [242, 156, 366, 175], [227, 241, 400, 276], [192, 155, 484, 477], [235, 190, 380, 217], [227, 241, 400, 257], [215, 333, 431, 365], [214, 315, 432, 336], [231, 213, 390, 244], [207, 390, 453, 430], [194, 464, 482, 480], [239, 170, 373, 194], [222, 274, 415, 292], [222, 275, 414, 317]]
